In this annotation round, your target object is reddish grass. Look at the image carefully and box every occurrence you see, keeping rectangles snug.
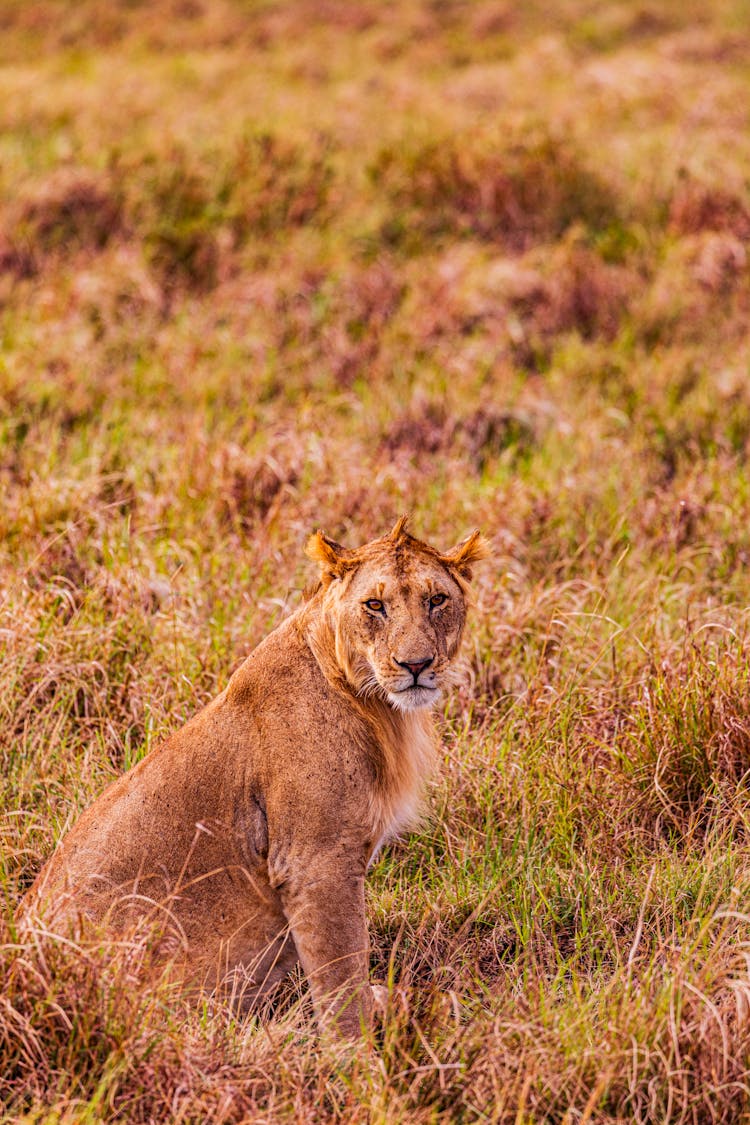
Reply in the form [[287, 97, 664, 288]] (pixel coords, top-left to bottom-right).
[[2, 0, 750, 1119]]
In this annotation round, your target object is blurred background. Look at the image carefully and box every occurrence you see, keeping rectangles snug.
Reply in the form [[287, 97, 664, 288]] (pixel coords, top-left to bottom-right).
[[1, 1, 749, 574]]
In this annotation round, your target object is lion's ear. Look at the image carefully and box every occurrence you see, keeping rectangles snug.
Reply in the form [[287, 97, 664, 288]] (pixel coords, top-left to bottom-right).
[[388, 514, 410, 541], [305, 530, 355, 584], [442, 530, 490, 580]]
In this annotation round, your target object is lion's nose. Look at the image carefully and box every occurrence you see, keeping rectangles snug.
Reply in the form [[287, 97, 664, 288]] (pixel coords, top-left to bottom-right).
[[396, 657, 434, 680]]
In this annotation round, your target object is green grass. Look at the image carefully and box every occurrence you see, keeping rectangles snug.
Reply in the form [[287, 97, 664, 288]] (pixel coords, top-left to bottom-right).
[[3, 0, 750, 1120]]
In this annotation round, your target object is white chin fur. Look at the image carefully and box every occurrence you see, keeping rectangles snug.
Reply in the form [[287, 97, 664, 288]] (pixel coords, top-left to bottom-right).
[[387, 686, 440, 712]]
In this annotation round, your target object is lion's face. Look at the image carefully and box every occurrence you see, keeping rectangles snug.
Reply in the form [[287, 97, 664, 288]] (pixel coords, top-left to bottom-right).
[[307, 519, 488, 712], [336, 551, 468, 710]]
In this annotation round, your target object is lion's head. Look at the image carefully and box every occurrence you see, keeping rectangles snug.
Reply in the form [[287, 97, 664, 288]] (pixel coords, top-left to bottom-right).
[[306, 517, 488, 712]]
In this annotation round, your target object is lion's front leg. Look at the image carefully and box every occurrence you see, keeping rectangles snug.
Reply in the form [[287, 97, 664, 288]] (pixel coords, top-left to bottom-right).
[[277, 865, 372, 1039]]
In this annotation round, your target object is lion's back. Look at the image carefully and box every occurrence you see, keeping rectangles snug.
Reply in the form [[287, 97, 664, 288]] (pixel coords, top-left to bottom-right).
[[20, 612, 372, 930]]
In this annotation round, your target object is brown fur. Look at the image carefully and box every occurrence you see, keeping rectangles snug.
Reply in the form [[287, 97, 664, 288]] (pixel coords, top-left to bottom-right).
[[21, 520, 487, 1037]]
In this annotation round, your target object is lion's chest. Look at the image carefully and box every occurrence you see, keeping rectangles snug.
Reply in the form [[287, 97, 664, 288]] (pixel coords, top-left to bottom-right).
[[369, 788, 422, 865], [367, 713, 437, 864]]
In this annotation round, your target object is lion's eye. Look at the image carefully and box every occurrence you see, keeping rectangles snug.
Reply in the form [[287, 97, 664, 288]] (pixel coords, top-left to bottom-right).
[[364, 598, 385, 614], [429, 593, 448, 609]]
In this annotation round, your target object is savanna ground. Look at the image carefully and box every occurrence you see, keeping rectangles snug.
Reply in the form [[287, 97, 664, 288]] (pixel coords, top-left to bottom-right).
[[2, 0, 750, 1120]]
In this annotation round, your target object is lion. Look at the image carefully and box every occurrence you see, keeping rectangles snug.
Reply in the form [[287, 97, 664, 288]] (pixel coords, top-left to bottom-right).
[[21, 517, 488, 1038]]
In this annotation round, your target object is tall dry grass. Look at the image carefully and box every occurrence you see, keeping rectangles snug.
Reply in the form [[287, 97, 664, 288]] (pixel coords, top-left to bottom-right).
[[2, 0, 750, 1119]]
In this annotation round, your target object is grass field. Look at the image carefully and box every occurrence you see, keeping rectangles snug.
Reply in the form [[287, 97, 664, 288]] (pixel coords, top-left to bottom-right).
[[3, 0, 750, 1119]]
